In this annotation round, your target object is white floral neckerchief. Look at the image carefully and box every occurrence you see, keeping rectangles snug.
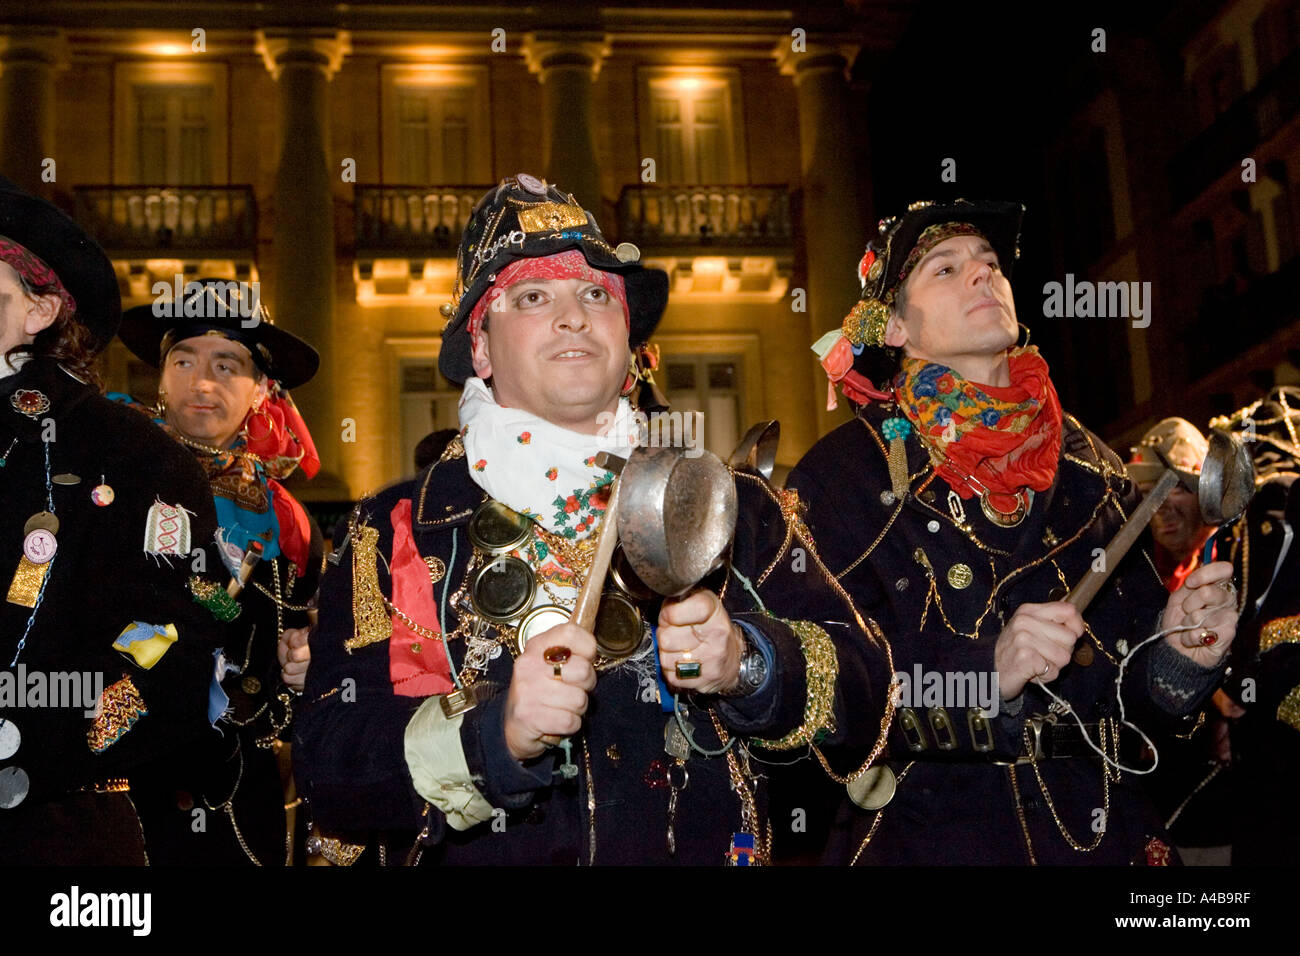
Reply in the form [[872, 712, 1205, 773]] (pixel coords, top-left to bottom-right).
[[458, 377, 641, 540]]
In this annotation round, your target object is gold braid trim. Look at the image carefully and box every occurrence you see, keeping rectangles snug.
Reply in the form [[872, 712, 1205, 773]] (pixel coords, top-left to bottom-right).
[[87, 677, 148, 753], [319, 834, 366, 866], [1278, 685, 1300, 733], [1260, 615, 1300, 654], [345, 521, 392, 651], [752, 620, 838, 750]]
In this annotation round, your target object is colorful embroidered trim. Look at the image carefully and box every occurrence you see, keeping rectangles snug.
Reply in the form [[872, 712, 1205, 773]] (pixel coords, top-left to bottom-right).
[[189, 575, 242, 622], [143, 499, 192, 556], [112, 621, 178, 670], [753, 620, 838, 751], [895, 221, 985, 291], [87, 677, 148, 753]]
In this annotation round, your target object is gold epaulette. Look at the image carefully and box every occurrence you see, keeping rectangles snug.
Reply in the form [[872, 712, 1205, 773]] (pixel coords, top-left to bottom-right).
[[345, 521, 392, 652]]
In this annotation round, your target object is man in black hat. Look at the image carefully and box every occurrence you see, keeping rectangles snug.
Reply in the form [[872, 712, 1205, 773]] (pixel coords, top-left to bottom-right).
[[294, 175, 892, 865], [788, 199, 1240, 864], [113, 279, 326, 864], [0, 179, 220, 864]]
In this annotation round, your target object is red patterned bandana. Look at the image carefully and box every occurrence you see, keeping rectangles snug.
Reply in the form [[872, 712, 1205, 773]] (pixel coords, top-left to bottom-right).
[[0, 236, 76, 317], [894, 346, 1064, 505], [468, 249, 629, 351]]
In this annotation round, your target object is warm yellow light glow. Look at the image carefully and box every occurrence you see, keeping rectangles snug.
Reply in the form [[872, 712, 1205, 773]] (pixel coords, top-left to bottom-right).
[[675, 76, 703, 91], [146, 43, 190, 57], [691, 256, 728, 275]]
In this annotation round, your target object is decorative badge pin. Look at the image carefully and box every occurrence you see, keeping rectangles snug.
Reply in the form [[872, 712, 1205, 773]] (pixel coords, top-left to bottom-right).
[[91, 477, 114, 507], [516, 173, 548, 196], [10, 389, 50, 419]]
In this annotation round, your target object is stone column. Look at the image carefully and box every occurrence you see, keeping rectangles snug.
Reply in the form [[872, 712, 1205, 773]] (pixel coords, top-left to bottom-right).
[[521, 33, 610, 207], [779, 42, 868, 441], [256, 29, 349, 498], [0, 29, 68, 196]]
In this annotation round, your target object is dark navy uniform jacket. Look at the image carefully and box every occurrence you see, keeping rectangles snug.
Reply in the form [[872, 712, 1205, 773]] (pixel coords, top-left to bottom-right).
[[0, 358, 219, 863], [296, 439, 891, 865], [788, 401, 1225, 865]]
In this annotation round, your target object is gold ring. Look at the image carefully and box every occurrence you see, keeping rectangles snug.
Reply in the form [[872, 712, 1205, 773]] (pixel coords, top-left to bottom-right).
[[1198, 630, 1218, 647], [543, 645, 571, 680], [675, 651, 702, 680]]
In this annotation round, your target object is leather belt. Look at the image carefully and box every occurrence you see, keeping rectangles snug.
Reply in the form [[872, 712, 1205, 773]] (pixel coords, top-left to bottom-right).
[[996, 716, 1105, 764]]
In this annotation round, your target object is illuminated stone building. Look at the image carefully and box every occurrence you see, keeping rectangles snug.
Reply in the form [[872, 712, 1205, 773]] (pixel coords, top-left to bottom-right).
[[0, 1, 912, 506]]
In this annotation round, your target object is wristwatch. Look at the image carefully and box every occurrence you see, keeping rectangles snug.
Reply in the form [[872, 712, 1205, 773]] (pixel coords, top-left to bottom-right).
[[720, 628, 769, 697]]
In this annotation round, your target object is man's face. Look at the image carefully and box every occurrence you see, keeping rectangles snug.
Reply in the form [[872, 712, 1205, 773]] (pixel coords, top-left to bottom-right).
[[1139, 481, 1212, 560], [885, 234, 1018, 369], [470, 276, 628, 434], [159, 334, 267, 449], [0, 261, 60, 360]]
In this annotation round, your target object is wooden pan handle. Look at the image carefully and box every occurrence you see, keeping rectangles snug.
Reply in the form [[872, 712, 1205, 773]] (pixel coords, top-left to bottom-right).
[[570, 476, 623, 632], [1066, 468, 1180, 612]]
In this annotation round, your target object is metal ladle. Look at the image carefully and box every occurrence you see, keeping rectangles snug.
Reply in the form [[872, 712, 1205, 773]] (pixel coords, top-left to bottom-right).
[[1066, 427, 1255, 611]]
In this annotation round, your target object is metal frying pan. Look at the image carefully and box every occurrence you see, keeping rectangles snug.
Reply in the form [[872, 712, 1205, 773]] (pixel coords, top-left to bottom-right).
[[614, 444, 738, 597], [1066, 427, 1255, 611], [1198, 427, 1255, 525]]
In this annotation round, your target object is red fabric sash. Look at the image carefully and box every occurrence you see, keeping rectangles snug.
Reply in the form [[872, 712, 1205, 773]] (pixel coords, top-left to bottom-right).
[[267, 479, 311, 576], [387, 499, 454, 697]]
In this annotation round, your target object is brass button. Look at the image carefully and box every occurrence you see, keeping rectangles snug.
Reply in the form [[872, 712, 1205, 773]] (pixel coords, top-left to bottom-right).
[[240, 676, 262, 695], [947, 563, 973, 589], [1073, 642, 1094, 667]]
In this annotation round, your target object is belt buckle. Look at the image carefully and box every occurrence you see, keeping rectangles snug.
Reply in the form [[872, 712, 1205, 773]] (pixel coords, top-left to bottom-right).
[[1023, 714, 1057, 762]]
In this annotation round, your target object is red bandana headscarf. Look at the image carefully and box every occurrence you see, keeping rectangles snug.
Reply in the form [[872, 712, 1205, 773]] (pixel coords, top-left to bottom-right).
[[467, 249, 629, 353], [894, 346, 1063, 509], [0, 236, 76, 316]]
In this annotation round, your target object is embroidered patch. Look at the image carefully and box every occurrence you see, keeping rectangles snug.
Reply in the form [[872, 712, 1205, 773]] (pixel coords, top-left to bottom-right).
[[87, 677, 148, 753], [144, 500, 192, 556], [113, 621, 178, 669], [190, 575, 241, 621], [517, 432, 531, 445]]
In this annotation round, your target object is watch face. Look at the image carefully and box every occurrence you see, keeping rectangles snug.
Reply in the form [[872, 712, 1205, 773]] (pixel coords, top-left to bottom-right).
[[743, 649, 768, 689]]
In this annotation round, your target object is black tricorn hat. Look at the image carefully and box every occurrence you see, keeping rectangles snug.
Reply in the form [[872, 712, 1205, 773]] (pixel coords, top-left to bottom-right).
[[815, 199, 1026, 404], [0, 177, 121, 354], [438, 174, 669, 385], [863, 199, 1024, 308], [119, 278, 320, 389]]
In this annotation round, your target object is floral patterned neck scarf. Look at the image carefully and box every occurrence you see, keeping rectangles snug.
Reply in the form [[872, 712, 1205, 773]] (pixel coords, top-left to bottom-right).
[[893, 346, 1063, 503], [109, 391, 314, 574], [458, 377, 640, 540]]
